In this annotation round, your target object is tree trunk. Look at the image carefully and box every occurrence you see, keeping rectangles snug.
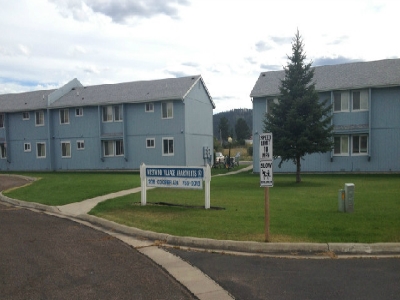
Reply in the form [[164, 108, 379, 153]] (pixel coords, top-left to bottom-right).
[[296, 155, 301, 183]]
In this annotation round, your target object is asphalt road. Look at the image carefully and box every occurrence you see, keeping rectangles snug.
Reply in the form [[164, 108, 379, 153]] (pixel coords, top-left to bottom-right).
[[168, 248, 400, 300], [0, 203, 196, 300]]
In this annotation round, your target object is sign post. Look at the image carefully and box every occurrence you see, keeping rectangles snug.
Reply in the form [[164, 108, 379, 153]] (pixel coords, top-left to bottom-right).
[[259, 133, 273, 242]]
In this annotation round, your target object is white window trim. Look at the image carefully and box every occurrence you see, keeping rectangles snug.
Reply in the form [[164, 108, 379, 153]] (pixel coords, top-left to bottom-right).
[[102, 106, 113, 123], [114, 105, 123, 122], [75, 107, 83, 117], [36, 142, 46, 158], [115, 140, 124, 156], [35, 111, 45, 127], [0, 113, 4, 128], [24, 143, 31, 152], [145, 103, 154, 112], [23, 112, 30, 120], [333, 91, 350, 113], [352, 90, 369, 112], [60, 109, 70, 125], [162, 137, 174, 156], [146, 138, 155, 148], [352, 135, 368, 156], [161, 102, 173, 119], [61, 141, 71, 158], [77, 140, 85, 150], [103, 140, 114, 157]]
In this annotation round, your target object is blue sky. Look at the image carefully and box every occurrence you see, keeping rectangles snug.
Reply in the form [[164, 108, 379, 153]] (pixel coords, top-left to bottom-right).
[[0, 0, 398, 113]]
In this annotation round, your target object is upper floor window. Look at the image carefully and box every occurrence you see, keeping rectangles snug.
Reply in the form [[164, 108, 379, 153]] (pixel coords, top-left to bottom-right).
[[352, 90, 368, 111], [102, 105, 123, 122], [334, 91, 349, 112], [35, 111, 44, 126], [334, 135, 349, 156], [145, 103, 154, 112], [352, 135, 368, 155], [162, 102, 173, 119], [23, 112, 30, 120], [60, 109, 69, 124], [0, 113, 4, 128], [75, 108, 83, 117]]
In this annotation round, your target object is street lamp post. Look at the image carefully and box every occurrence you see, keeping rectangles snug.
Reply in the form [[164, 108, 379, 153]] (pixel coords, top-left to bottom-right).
[[227, 137, 232, 169]]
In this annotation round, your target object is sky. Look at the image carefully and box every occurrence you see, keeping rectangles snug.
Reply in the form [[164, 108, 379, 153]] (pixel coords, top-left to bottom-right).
[[0, 0, 399, 113]]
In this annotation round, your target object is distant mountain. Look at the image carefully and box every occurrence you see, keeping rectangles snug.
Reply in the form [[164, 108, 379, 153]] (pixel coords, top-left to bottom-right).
[[213, 108, 253, 139]]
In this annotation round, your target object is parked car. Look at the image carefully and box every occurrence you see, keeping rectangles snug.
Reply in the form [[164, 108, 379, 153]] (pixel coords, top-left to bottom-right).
[[215, 152, 225, 163]]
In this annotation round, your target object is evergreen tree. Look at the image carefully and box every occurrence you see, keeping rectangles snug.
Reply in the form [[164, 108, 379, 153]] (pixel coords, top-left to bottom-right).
[[235, 118, 250, 144], [263, 30, 333, 183], [218, 117, 230, 142]]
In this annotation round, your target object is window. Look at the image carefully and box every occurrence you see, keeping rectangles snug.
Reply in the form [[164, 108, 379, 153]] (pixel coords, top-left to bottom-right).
[[77, 140, 85, 150], [114, 105, 123, 121], [24, 143, 31, 152], [145, 103, 154, 112], [352, 90, 368, 111], [352, 135, 368, 155], [35, 111, 44, 126], [334, 136, 349, 155], [146, 138, 155, 148], [36, 142, 46, 158], [60, 109, 69, 124], [103, 141, 114, 156], [75, 108, 83, 117], [103, 106, 113, 122], [0, 143, 6, 159], [23, 112, 30, 120], [162, 102, 173, 119], [0, 113, 5, 128], [333, 91, 349, 112], [116, 140, 124, 156], [162, 138, 174, 156], [61, 142, 71, 158]]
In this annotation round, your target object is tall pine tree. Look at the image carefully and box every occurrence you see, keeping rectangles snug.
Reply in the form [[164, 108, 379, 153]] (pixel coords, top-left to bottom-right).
[[264, 30, 333, 183]]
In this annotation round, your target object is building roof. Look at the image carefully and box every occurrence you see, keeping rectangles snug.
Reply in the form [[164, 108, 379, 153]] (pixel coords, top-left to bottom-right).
[[250, 58, 400, 98], [0, 75, 215, 112]]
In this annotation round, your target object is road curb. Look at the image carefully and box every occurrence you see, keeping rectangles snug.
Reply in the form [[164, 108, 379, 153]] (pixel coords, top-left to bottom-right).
[[1, 195, 400, 256]]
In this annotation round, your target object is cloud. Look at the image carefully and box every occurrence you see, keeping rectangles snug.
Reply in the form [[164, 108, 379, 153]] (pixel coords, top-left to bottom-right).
[[50, 0, 190, 23], [327, 35, 349, 45], [255, 41, 272, 52], [182, 61, 199, 67], [260, 64, 282, 71], [313, 56, 363, 66], [18, 44, 31, 56], [166, 70, 189, 78], [270, 36, 292, 45]]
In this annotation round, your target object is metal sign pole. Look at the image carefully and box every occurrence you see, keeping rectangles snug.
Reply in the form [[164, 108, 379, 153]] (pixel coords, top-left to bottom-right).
[[265, 186, 270, 242]]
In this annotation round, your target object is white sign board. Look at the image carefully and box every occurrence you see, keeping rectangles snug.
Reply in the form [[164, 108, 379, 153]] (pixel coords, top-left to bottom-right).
[[145, 166, 204, 189], [259, 133, 273, 160], [259, 133, 273, 187]]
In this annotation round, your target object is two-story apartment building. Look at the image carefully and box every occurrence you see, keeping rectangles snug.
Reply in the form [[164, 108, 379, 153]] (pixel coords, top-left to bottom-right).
[[0, 75, 215, 171], [251, 59, 400, 173]]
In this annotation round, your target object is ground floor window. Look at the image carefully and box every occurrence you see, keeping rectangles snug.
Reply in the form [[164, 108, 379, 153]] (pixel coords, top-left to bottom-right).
[[334, 136, 349, 156], [61, 141, 71, 158], [77, 140, 85, 150], [352, 135, 368, 155], [146, 138, 155, 148], [162, 137, 174, 156], [36, 143, 46, 158], [0, 143, 6, 159], [24, 143, 31, 152], [103, 140, 124, 157]]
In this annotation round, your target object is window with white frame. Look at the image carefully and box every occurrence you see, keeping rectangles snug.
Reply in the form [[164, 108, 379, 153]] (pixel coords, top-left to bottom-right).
[[36, 142, 46, 158], [0, 113, 5, 128], [0, 143, 6, 159], [24, 143, 31, 152], [352, 135, 368, 155], [75, 108, 83, 117], [162, 137, 174, 156], [116, 140, 124, 156], [161, 102, 173, 119], [333, 91, 349, 112], [23, 112, 30, 120], [35, 111, 44, 126], [77, 140, 85, 150], [61, 141, 71, 158], [352, 90, 368, 111], [334, 135, 349, 156], [103, 140, 124, 156], [103, 141, 114, 156], [114, 105, 123, 121], [145, 103, 154, 112], [102, 106, 113, 122], [60, 109, 69, 124], [146, 138, 155, 148]]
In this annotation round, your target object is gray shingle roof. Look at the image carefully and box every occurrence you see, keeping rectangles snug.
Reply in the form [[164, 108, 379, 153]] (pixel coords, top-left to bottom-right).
[[0, 75, 215, 112], [250, 58, 400, 98]]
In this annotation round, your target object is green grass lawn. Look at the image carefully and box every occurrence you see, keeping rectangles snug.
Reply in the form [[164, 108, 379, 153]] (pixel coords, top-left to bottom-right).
[[3, 170, 400, 243]]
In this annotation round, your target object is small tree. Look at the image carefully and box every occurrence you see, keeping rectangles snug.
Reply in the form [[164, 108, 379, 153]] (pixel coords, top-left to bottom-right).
[[263, 30, 333, 183], [235, 118, 250, 145]]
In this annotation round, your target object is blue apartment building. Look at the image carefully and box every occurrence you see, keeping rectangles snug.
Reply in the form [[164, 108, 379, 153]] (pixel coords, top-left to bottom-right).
[[0, 75, 215, 171]]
